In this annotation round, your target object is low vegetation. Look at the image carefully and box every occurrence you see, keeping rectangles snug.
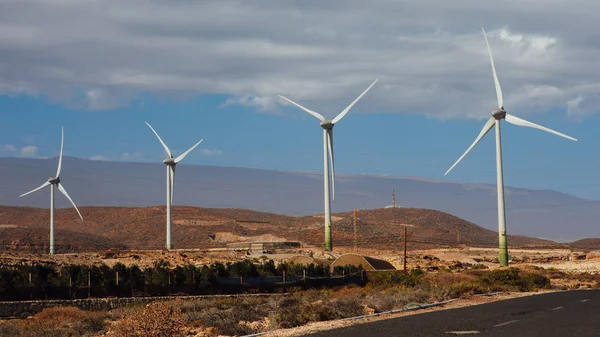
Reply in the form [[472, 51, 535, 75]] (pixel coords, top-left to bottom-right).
[[1, 266, 582, 337], [0, 307, 107, 337], [0, 259, 334, 300]]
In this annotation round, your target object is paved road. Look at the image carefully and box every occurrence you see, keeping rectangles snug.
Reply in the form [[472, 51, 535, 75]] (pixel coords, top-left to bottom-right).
[[306, 290, 600, 337]]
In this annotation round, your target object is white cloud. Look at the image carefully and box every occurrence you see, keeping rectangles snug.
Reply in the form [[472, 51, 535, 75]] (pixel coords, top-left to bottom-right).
[[90, 155, 109, 161], [20, 145, 39, 158], [3, 144, 17, 153], [222, 94, 281, 113], [120, 152, 142, 161], [0, 1, 599, 118], [201, 148, 223, 156]]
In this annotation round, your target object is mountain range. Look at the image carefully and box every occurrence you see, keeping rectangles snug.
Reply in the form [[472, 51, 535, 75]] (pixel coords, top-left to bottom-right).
[[0, 156, 597, 242]]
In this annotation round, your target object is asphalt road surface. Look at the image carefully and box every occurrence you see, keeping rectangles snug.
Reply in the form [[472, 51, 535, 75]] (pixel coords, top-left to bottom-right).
[[306, 290, 600, 337]]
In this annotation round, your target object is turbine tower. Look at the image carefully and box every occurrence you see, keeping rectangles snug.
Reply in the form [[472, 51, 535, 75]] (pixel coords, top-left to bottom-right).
[[146, 122, 203, 250], [278, 79, 378, 251], [19, 127, 83, 255], [444, 27, 577, 266]]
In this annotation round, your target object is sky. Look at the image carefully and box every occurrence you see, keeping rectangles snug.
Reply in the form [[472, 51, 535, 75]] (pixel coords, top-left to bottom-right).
[[0, 0, 599, 200]]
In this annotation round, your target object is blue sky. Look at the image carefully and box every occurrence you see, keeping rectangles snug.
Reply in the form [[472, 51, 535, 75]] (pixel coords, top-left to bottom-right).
[[0, 92, 594, 199], [1, 1, 599, 200]]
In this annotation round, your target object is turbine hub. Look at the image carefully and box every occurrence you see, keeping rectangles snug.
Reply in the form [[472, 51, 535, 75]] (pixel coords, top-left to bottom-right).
[[163, 158, 176, 166], [320, 120, 334, 130], [48, 177, 60, 184], [492, 108, 506, 120]]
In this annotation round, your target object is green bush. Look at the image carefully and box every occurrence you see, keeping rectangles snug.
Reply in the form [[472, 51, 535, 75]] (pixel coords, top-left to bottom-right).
[[367, 269, 424, 288], [477, 268, 551, 292]]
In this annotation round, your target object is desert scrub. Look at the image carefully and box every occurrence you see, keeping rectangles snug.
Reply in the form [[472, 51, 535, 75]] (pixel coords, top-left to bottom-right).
[[178, 297, 273, 336], [477, 268, 551, 292], [0, 307, 108, 337], [272, 292, 366, 329], [366, 269, 425, 290], [110, 301, 186, 337]]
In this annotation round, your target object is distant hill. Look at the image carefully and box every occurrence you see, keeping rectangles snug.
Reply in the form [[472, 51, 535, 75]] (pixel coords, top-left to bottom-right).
[[0, 156, 598, 241], [569, 238, 600, 251], [0, 205, 559, 252]]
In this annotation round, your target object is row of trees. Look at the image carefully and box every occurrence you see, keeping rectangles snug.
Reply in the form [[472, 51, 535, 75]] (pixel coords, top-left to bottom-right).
[[0, 259, 364, 293]]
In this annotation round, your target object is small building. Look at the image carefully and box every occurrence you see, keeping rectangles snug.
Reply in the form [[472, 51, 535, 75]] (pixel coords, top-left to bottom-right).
[[227, 241, 301, 254], [330, 253, 396, 271]]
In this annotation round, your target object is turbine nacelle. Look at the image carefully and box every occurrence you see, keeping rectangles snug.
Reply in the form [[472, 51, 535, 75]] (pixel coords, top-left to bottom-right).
[[492, 108, 506, 120], [163, 158, 176, 166], [320, 120, 334, 130], [48, 177, 60, 185]]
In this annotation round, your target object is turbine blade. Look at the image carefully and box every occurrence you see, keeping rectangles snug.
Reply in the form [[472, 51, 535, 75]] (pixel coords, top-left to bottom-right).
[[56, 127, 64, 177], [57, 183, 83, 220], [505, 114, 578, 142], [174, 139, 203, 163], [332, 79, 378, 124], [482, 27, 503, 109], [170, 165, 175, 205], [327, 130, 335, 201], [19, 181, 51, 198], [145, 122, 172, 158], [445, 117, 496, 176], [278, 95, 326, 122]]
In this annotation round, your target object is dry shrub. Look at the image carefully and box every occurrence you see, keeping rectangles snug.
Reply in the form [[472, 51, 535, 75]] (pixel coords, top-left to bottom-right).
[[427, 272, 476, 287], [272, 293, 366, 329], [386, 285, 439, 307], [177, 297, 272, 336], [300, 289, 331, 302], [329, 295, 364, 318], [364, 291, 397, 312], [328, 286, 362, 299], [111, 302, 186, 337], [272, 296, 310, 329], [0, 307, 107, 337], [0, 323, 23, 337], [33, 307, 90, 327]]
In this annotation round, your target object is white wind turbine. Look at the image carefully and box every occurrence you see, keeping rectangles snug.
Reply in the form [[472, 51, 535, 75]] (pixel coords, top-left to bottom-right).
[[146, 122, 203, 250], [444, 27, 577, 266], [279, 79, 378, 251], [19, 127, 83, 255]]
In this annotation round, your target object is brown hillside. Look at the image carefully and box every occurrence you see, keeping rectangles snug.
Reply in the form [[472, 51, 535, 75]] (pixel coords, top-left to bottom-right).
[[0, 206, 559, 252], [569, 238, 600, 251]]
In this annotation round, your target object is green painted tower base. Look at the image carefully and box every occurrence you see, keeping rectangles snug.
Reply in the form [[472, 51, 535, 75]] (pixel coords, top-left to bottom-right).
[[324, 223, 332, 251]]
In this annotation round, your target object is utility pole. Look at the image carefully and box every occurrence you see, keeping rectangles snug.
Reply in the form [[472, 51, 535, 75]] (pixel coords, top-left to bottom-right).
[[353, 208, 358, 252], [392, 186, 397, 208], [403, 225, 407, 274]]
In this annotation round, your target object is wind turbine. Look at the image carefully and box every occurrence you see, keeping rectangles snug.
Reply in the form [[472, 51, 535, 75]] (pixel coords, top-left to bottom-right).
[[19, 127, 83, 255], [146, 122, 203, 250], [278, 79, 378, 251], [444, 27, 577, 266]]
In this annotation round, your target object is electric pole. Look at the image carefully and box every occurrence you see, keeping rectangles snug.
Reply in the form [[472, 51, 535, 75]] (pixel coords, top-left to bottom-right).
[[403, 225, 407, 273], [353, 208, 358, 253]]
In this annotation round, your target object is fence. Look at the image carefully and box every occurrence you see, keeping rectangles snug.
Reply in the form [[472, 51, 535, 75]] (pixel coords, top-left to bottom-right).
[[0, 274, 367, 302]]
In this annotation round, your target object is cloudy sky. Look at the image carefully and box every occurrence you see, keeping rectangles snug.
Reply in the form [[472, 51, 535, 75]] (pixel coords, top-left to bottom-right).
[[0, 0, 598, 199]]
